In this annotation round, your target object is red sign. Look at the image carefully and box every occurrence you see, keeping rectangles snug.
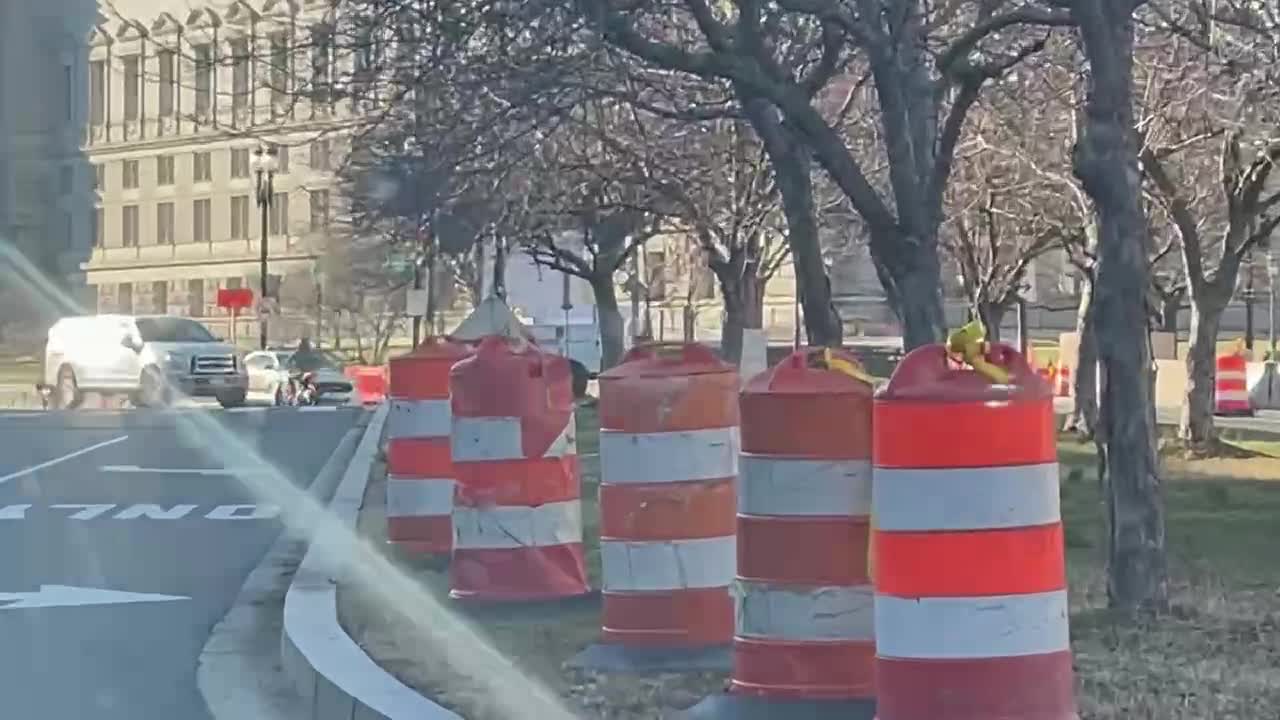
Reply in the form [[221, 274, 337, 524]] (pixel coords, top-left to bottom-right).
[[217, 288, 254, 310]]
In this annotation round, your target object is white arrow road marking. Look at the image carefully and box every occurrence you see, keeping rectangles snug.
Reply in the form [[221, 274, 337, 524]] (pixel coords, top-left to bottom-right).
[[0, 435, 129, 486], [100, 465, 266, 476], [0, 585, 188, 610]]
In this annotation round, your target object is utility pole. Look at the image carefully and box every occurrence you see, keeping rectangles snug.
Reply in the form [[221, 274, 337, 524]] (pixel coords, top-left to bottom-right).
[[1268, 249, 1278, 357]]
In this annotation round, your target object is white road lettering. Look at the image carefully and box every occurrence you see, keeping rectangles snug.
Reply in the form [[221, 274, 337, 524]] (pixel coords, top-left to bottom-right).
[[0, 504, 31, 519], [0, 435, 129, 486], [205, 504, 281, 520], [51, 504, 117, 520], [100, 466, 267, 476], [113, 504, 199, 520]]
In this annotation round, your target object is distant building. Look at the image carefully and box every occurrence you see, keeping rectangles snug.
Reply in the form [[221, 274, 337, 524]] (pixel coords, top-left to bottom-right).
[[80, 0, 348, 343]]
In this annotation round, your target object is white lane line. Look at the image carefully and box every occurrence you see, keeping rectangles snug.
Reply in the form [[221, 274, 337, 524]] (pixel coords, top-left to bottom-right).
[[0, 435, 130, 486], [297, 406, 338, 413], [100, 465, 265, 476]]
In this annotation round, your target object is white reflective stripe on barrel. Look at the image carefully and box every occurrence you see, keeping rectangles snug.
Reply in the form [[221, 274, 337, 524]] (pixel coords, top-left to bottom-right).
[[599, 427, 739, 484], [875, 590, 1070, 659], [387, 399, 451, 439], [873, 463, 1061, 532], [737, 456, 872, 517], [600, 535, 736, 591], [385, 477, 453, 518], [1215, 391, 1249, 401], [736, 581, 874, 641], [451, 416, 523, 462], [453, 501, 581, 549]]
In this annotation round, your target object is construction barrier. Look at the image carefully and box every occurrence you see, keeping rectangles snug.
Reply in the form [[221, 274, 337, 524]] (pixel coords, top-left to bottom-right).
[[872, 338, 1076, 720], [572, 342, 738, 672], [1055, 364, 1071, 397], [686, 348, 876, 718], [447, 335, 588, 602], [385, 338, 470, 555], [345, 365, 389, 404], [1215, 352, 1252, 416]]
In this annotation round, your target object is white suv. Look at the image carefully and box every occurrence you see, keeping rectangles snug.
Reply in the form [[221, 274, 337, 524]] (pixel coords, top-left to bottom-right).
[[44, 315, 249, 409]]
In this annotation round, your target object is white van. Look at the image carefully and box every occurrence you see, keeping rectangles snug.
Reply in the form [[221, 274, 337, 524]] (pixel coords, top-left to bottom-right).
[[44, 315, 248, 409]]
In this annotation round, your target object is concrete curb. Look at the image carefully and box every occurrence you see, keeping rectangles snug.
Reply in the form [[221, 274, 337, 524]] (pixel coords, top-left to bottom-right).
[[280, 403, 463, 720]]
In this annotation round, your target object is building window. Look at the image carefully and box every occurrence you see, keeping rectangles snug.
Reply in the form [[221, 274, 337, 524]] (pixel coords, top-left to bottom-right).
[[123, 55, 141, 121], [59, 166, 73, 195], [194, 43, 213, 116], [230, 39, 250, 112], [270, 32, 289, 110], [157, 156, 175, 185], [309, 189, 330, 231], [93, 208, 103, 247], [230, 195, 250, 239], [122, 205, 139, 247], [188, 279, 205, 317], [311, 26, 333, 106], [309, 140, 330, 171], [269, 192, 289, 236], [153, 281, 168, 314], [119, 282, 134, 313], [157, 202, 175, 244], [231, 148, 250, 178], [273, 144, 290, 174], [225, 277, 241, 290], [157, 49, 176, 116], [122, 160, 139, 190], [193, 151, 212, 182], [193, 198, 212, 244], [93, 164, 104, 190], [89, 60, 105, 126]]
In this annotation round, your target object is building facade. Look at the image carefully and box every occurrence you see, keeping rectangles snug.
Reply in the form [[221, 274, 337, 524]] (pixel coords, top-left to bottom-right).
[[82, 0, 347, 343], [0, 1, 97, 300]]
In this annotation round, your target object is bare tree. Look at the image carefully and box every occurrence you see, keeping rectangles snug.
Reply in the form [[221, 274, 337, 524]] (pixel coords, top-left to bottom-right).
[[578, 0, 1075, 349], [1068, 0, 1168, 614], [1135, 17, 1280, 449]]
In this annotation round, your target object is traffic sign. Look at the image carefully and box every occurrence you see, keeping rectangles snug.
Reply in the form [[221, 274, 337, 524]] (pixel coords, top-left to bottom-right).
[[217, 288, 254, 310]]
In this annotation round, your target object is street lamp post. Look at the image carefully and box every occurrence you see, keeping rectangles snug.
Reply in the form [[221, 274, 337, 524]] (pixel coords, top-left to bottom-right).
[[252, 145, 279, 350]]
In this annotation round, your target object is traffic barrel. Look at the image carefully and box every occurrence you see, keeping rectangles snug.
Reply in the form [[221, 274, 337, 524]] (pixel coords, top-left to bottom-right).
[[385, 338, 470, 555], [872, 334, 1076, 720], [685, 347, 877, 718], [571, 342, 738, 672], [447, 335, 589, 602], [345, 365, 389, 404], [1215, 351, 1252, 416]]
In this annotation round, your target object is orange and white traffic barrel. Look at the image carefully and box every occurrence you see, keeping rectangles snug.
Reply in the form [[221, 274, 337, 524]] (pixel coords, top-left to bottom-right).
[[447, 335, 588, 602], [572, 342, 738, 671], [385, 338, 470, 555], [687, 347, 877, 717], [1055, 364, 1071, 397], [872, 338, 1076, 720], [1215, 352, 1252, 416]]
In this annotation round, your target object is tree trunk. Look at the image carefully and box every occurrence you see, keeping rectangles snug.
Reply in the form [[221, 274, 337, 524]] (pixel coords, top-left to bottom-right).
[[492, 236, 507, 300], [976, 302, 1006, 342], [740, 96, 842, 347], [591, 273, 626, 370], [1068, 278, 1100, 437], [1159, 293, 1181, 333], [883, 229, 947, 350], [718, 271, 765, 366], [1180, 296, 1225, 448], [1070, 0, 1168, 615]]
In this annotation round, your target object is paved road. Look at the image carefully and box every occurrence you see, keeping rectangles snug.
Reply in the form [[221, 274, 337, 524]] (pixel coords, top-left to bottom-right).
[[0, 405, 366, 719]]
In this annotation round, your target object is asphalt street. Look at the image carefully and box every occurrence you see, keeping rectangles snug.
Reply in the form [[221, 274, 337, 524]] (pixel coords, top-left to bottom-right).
[[0, 404, 366, 720]]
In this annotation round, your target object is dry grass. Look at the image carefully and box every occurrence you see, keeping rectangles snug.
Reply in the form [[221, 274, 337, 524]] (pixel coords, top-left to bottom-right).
[[1059, 437, 1280, 719], [341, 417, 1280, 720]]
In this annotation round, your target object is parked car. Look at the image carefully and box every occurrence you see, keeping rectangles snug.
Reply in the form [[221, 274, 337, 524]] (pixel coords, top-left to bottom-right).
[[243, 348, 353, 405], [44, 315, 248, 409]]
